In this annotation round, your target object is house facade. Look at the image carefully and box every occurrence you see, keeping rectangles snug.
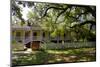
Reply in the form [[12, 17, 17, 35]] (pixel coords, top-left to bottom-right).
[[12, 23, 71, 50]]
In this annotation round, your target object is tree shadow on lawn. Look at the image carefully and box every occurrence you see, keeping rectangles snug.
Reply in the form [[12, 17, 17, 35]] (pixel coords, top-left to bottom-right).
[[12, 48, 96, 66], [47, 48, 96, 63]]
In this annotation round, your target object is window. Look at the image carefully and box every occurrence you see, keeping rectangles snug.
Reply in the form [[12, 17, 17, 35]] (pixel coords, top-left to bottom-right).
[[16, 32, 21, 37], [33, 32, 37, 36], [43, 32, 45, 37]]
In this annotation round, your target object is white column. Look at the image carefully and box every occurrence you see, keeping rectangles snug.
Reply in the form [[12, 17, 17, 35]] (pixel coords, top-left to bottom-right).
[[20, 30, 27, 50], [30, 30, 33, 49], [41, 31, 43, 41], [13, 30, 16, 40], [22, 30, 25, 44]]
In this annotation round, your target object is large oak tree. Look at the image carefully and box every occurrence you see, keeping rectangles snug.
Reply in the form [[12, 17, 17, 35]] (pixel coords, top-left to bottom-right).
[[11, 0, 96, 41]]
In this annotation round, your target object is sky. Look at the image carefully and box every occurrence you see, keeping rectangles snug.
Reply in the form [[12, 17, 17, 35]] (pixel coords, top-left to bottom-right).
[[19, 4, 32, 21], [21, 5, 30, 20]]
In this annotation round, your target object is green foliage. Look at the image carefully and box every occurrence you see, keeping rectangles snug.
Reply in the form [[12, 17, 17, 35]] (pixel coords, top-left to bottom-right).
[[27, 11, 36, 19], [50, 29, 58, 37], [12, 40, 17, 44], [12, 51, 49, 66], [12, 1, 96, 41]]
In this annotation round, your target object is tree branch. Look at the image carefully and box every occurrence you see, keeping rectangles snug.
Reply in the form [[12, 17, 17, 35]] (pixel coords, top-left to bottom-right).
[[55, 8, 68, 23], [42, 6, 68, 18]]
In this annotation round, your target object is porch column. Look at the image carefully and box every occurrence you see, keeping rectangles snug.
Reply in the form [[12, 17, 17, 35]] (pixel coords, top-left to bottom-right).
[[39, 31, 42, 47], [22, 30, 25, 44], [23, 30, 30, 50], [13, 30, 16, 40], [30, 30, 33, 49]]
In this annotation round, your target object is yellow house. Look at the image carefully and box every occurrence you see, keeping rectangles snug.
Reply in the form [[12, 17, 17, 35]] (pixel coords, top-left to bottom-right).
[[12, 23, 71, 50]]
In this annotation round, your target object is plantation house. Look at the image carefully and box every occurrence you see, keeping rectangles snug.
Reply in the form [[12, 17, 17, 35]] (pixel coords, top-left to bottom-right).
[[12, 22, 71, 50]]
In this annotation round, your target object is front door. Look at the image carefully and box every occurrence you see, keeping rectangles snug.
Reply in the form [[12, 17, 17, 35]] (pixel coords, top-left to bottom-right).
[[31, 41, 40, 50]]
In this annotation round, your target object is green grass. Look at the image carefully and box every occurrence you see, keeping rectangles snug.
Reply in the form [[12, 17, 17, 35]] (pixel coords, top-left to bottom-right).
[[11, 41, 24, 51], [12, 48, 96, 66]]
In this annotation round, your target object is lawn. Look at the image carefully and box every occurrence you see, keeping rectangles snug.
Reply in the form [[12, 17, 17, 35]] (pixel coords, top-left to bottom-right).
[[12, 48, 96, 66]]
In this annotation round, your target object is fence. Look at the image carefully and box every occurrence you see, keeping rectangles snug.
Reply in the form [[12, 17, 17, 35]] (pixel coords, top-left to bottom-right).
[[40, 42, 96, 50]]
